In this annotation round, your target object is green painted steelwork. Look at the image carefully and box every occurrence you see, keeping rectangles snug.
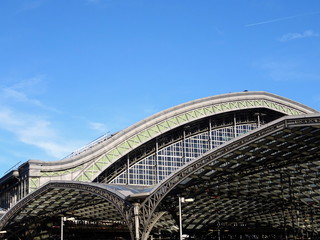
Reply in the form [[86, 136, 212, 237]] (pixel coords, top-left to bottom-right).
[[29, 177, 40, 192], [75, 99, 304, 182]]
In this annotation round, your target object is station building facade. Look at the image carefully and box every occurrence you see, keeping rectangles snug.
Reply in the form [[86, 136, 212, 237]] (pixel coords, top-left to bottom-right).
[[0, 91, 320, 239]]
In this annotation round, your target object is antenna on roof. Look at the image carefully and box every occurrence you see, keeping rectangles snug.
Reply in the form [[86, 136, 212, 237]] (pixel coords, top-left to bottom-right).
[[4, 161, 21, 175]]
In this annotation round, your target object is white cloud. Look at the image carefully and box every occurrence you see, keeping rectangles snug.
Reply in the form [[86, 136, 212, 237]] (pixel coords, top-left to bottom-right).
[[3, 75, 45, 96], [89, 122, 109, 133], [0, 108, 75, 159], [279, 30, 319, 42], [0, 77, 82, 159], [0, 108, 24, 127], [3, 88, 43, 106], [1, 76, 59, 112]]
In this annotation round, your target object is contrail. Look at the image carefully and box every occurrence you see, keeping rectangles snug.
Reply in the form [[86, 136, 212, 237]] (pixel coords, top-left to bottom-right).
[[245, 12, 320, 27]]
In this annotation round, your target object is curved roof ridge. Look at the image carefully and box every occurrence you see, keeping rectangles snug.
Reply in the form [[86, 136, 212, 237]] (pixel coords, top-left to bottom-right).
[[58, 91, 316, 163], [108, 91, 316, 139], [26, 91, 317, 178]]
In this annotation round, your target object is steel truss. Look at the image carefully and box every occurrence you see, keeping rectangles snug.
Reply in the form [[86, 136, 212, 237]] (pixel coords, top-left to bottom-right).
[[2, 115, 320, 239], [0, 182, 135, 240], [137, 115, 320, 240]]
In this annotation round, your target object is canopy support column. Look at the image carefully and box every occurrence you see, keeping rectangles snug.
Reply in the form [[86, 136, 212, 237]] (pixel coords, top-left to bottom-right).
[[134, 203, 140, 240]]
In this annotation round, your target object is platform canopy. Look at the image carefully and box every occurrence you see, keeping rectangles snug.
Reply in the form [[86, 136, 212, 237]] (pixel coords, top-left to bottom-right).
[[1, 114, 320, 239], [134, 114, 320, 239], [0, 182, 151, 239]]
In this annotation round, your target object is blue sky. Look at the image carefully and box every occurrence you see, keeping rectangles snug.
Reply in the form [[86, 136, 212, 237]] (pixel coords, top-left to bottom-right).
[[0, 0, 320, 177]]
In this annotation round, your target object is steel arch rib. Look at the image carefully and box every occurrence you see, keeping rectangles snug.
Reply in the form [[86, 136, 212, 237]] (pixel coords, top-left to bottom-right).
[[138, 114, 320, 239], [0, 181, 135, 239], [71, 92, 316, 183]]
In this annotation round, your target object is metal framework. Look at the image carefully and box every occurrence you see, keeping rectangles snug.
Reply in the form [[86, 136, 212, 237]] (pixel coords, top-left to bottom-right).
[[136, 114, 320, 239], [3, 92, 314, 211], [1, 115, 320, 239], [1, 92, 320, 239], [5, 92, 313, 193], [99, 109, 270, 185], [75, 93, 314, 183], [0, 182, 135, 239]]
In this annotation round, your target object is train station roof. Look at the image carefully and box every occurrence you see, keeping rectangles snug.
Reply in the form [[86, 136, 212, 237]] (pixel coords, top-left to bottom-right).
[[1, 113, 320, 237]]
